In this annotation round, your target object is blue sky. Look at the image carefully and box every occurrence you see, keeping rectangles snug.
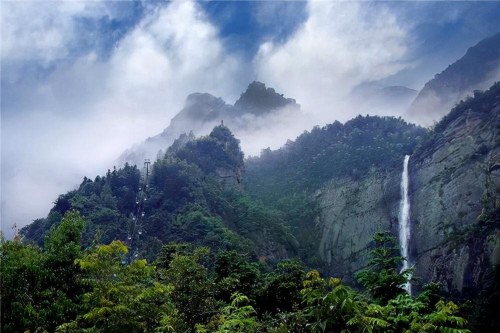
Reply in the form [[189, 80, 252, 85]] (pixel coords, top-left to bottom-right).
[[1, 0, 500, 237]]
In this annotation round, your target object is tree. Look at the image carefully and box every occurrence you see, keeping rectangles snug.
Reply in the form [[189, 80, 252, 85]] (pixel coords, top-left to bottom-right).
[[58, 241, 177, 333], [196, 293, 260, 333], [157, 246, 219, 331], [0, 236, 47, 332], [257, 259, 306, 314], [0, 211, 86, 333], [301, 270, 359, 332], [356, 231, 412, 304]]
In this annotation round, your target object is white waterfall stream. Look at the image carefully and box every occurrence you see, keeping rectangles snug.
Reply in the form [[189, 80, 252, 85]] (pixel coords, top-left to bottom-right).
[[399, 155, 412, 294]]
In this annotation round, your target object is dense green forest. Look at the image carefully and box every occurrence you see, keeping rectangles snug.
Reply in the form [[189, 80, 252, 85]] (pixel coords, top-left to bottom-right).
[[20, 125, 297, 263], [20, 115, 427, 268], [245, 116, 426, 263], [1, 212, 474, 332], [8, 98, 500, 332]]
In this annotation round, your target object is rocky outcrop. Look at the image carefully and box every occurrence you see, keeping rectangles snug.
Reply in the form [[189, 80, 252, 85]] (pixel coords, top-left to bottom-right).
[[234, 81, 299, 116]]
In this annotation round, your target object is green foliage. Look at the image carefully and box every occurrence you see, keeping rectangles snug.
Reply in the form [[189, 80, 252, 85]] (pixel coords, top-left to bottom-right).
[[214, 250, 262, 303], [1, 211, 85, 333], [175, 125, 244, 176], [197, 293, 261, 333], [356, 231, 412, 304], [257, 259, 306, 314], [59, 241, 178, 333], [246, 115, 425, 265], [21, 126, 295, 264], [301, 271, 359, 332], [1, 237, 46, 332], [157, 246, 219, 331], [2, 229, 472, 333]]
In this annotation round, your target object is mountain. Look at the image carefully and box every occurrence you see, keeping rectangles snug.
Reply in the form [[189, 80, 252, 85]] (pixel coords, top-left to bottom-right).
[[350, 83, 418, 112], [21, 125, 297, 262], [410, 83, 500, 293], [408, 33, 500, 125], [245, 115, 427, 269], [118, 81, 300, 167], [12, 81, 499, 333], [247, 82, 500, 293], [234, 81, 299, 116]]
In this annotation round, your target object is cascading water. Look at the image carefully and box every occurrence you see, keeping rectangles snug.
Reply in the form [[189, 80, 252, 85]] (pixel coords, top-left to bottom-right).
[[399, 155, 412, 294]]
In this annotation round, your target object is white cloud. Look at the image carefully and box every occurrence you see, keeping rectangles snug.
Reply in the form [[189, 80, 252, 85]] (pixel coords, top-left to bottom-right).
[[1, 1, 109, 80], [1, 0, 247, 237], [255, 1, 409, 124]]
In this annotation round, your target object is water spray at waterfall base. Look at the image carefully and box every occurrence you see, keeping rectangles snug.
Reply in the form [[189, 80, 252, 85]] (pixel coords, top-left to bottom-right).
[[399, 155, 412, 294]]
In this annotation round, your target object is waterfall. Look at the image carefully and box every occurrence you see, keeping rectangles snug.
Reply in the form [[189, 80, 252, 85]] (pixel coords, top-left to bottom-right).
[[399, 155, 412, 294]]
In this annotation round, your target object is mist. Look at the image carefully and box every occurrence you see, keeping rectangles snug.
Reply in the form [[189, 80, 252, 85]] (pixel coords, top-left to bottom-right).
[[2, 0, 499, 238]]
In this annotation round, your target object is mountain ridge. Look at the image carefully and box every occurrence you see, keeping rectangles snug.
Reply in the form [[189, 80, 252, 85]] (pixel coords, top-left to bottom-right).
[[118, 81, 301, 167], [407, 32, 500, 125]]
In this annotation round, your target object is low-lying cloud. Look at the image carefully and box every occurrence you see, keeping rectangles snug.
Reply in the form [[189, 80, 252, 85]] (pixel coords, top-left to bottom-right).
[[1, 0, 248, 237], [2, 0, 498, 238]]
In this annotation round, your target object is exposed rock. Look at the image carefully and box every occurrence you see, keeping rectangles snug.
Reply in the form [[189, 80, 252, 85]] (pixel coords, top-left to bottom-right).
[[317, 170, 400, 282], [409, 91, 499, 292], [317, 83, 499, 292], [234, 81, 299, 116]]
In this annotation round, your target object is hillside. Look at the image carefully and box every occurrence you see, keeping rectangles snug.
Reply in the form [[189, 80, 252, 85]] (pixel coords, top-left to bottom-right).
[[10, 83, 500, 333], [21, 125, 297, 262], [246, 82, 499, 293], [245, 115, 426, 265]]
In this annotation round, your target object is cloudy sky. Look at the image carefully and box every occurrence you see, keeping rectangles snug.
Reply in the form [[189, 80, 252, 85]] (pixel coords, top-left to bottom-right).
[[2, 0, 500, 237]]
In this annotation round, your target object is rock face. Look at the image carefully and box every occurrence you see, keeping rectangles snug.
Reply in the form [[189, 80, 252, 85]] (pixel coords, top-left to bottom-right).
[[409, 89, 500, 293], [407, 33, 500, 126], [317, 170, 401, 282], [318, 84, 500, 292]]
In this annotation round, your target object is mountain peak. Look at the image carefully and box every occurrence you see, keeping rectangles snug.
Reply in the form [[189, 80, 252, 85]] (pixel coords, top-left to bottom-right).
[[234, 81, 299, 115], [170, 92, 230, 125]]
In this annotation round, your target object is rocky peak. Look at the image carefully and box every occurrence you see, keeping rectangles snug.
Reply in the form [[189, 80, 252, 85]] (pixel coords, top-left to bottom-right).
[[234, 81, 299, 115]]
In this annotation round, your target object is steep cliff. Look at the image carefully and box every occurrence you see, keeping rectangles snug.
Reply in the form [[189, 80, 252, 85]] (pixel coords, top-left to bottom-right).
[[409, 84, 500, 293], [245, 116, 425, 268], [317, 170, 400, 282], [316, 83, 499, 292]]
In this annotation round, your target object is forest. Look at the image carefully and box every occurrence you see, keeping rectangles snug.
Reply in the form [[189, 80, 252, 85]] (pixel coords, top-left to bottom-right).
[[1, 213, 480, 332], [5, 89, 500, 332]]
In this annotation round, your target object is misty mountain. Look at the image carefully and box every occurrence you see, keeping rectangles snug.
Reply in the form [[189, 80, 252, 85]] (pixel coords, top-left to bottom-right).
[[18, 82, 500, 331], [21, 125, 297, 261], [118, 81, 300, 166], [407, 32, 500, 125], [234, 81, 299, 116], [246, 81, 499, 292], [350, 82, 418, 113]]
